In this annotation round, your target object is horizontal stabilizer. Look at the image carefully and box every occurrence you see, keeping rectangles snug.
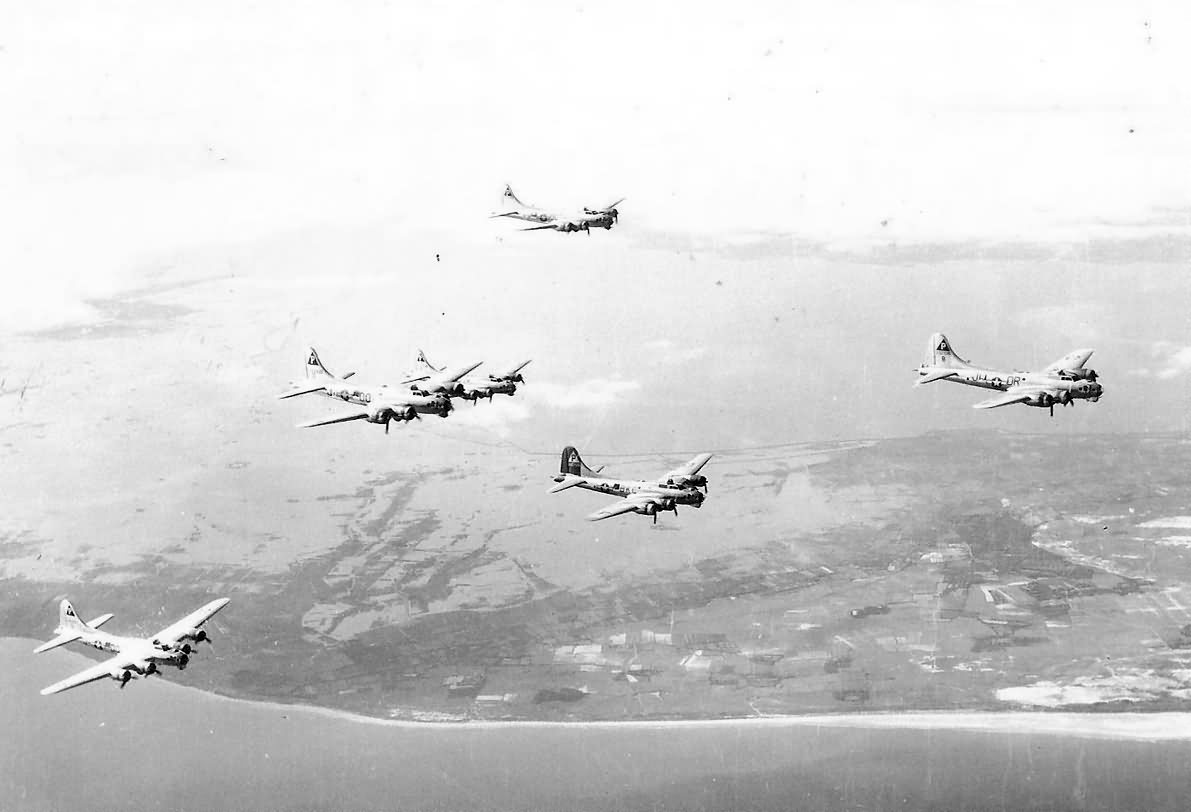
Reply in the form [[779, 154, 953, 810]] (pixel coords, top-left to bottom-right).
[[915, 369, 958, 387], [549, 477, 586, 494], [34, 632, 82, 654], [278, 384, 327, 400], [87, 614, 114, 629]]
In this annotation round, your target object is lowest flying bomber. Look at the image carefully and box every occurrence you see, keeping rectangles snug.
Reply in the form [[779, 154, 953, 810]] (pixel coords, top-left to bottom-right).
[[279, 348, 470, 433], [914, 332, 1103, 416], [35, 598, 229, 694], [490, 184, 624, 234], [550, 446, 712, 522]]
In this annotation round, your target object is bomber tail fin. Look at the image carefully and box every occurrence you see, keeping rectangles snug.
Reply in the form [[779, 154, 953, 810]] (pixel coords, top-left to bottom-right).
[[415, 350, 442, 373], [925, 333, 970, 369], [502, 184, 528, 210], [36, 600, 113, 653], [306, 347, 335, 379], [560, 446, 603, 478], [59, 599, 89, 632]]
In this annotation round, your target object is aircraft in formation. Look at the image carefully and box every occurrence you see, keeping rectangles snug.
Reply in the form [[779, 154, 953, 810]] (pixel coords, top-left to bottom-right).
[[412, 350, 532, 403], [491, 184, 624, 234], [35, 598, 229, 695], [279, 348, 464, 432], [549, 446, 713, 522], [914, 332, 1103, 416]]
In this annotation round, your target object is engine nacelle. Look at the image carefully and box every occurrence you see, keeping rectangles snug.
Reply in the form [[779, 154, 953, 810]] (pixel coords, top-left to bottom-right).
[[368, 403, 417, 424]]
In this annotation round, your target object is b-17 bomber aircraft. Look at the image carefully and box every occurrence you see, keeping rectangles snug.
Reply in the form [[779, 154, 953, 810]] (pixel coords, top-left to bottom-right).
[[413, 350, 531, 402], [35, 598, 229, 695], [398, 352, 485, 399], [549, 446, 712, 522], [914, 332, 1103, 416], [280, 348, 455, 433], [491, 184, 624, 234]]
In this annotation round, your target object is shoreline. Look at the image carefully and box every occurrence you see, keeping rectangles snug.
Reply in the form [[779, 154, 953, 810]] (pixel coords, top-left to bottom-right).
[[156, 683, 1191, 740], [17, 636, 1191, 741]]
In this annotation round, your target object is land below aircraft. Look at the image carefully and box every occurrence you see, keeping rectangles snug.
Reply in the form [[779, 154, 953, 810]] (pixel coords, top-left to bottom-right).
[[549, 446, 712, 522], [976, 615, 1033, 640], [414, 350, 530, 402], [491, 184, 624, 234], [279, 348, 454, 433], [914, 332, 1103, 416], [35, 598, 229, 694]]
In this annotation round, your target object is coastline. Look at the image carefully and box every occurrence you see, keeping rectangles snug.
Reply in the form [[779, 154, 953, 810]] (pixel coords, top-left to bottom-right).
[[16, 635, 1191, 741]]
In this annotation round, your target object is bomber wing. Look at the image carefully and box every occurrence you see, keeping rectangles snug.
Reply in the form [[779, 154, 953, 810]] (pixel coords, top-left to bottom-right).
[[668, 453, 713, 478], [149, 599, 230, 647], [972, 387, 1042, 410], [438, 361, 484, 383], [587, 500, 645, 522], [495, 360, 532, 379], [520, 224, 560, 232], [41, 654, 135, 695], [1042, 349, 1094, 374], [587, 493, 658, 522], [298, 411, 371, 428]]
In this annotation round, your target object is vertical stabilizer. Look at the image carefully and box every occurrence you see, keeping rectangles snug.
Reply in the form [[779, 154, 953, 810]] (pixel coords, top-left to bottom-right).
[[502, 184, 527, 210], [415, 350, 442, 373], [306, 347, 334, 379], [560, 446, 601, 478], [926, 333, 969, 368], [59, 599, 89, 632]]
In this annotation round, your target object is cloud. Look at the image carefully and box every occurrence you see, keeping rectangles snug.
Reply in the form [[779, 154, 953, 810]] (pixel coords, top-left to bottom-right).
[[1152, 343, 1191, 380], [1014, 304, 1106, 344], [529, 379, 641, 410], [642, 339, 708, 364], [443, 400, 531, 438]]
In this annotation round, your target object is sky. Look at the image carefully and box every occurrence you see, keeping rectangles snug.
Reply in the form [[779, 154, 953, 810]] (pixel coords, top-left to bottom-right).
[[1, 2, 1190, 445]]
